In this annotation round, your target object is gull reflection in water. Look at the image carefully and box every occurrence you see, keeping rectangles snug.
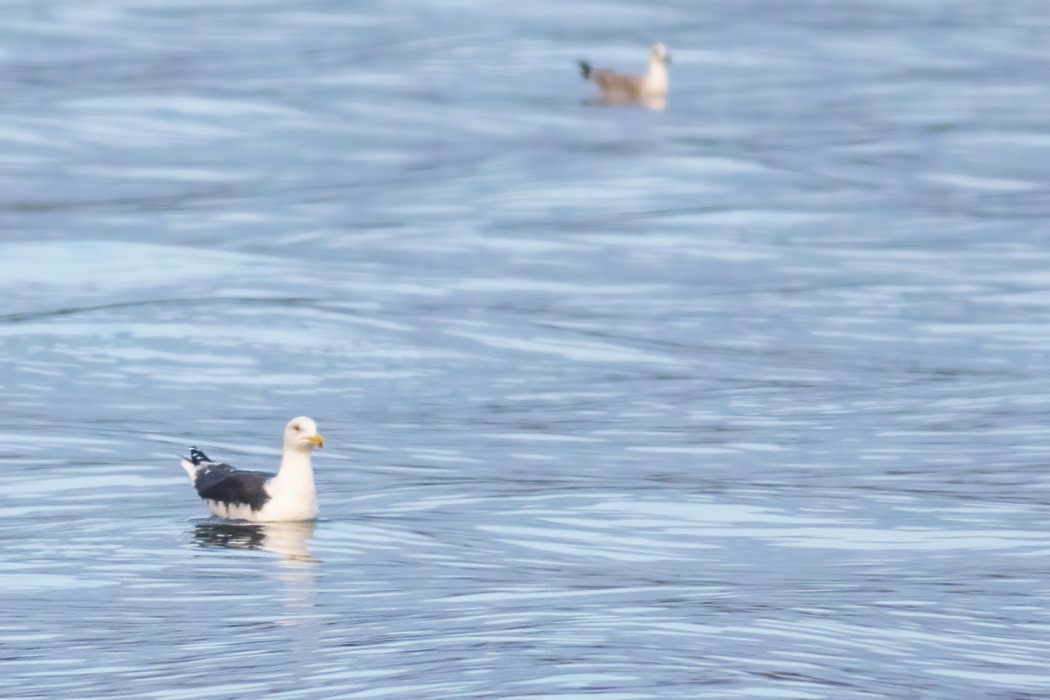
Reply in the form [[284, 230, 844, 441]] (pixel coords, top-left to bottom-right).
[[192, 520, 318, 625], [193, 520, 317, 564], [583, 96, 667, 111]]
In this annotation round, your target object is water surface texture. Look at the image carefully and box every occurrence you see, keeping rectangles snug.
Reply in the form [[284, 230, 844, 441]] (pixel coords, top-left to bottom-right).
[[3, 1, 1050, 698]]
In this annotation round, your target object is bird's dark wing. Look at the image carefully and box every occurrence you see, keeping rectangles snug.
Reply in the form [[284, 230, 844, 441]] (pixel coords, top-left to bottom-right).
[[188, 447, 213, 466], [192, 463, 274, 512]]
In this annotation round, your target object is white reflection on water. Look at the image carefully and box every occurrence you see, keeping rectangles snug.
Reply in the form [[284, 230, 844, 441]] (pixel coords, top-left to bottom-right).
[[584, 95, 667, 111], [192, 520, 316, 564], [192, 520, 317, 626]]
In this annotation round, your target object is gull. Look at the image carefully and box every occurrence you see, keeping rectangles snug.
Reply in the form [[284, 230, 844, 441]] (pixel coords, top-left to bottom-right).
[[578, 43, 671, 103], [180, 416, 324, 522]]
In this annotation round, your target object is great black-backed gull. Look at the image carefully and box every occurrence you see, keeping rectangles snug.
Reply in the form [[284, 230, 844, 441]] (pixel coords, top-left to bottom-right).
[[578, 43, 671, 102], [180, 416, 324, 522]]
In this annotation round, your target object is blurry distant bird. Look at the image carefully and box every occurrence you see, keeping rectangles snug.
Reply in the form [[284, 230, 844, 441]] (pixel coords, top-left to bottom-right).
[[578, 43, 670, 103]]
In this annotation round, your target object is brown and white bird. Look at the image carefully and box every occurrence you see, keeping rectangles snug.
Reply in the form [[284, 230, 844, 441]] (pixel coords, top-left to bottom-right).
[[180, 416, 324, 522], [578, 43, 671, 102]]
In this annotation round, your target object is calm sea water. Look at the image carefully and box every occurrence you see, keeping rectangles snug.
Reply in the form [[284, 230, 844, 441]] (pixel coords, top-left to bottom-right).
[[3, 1, 1050, 698]]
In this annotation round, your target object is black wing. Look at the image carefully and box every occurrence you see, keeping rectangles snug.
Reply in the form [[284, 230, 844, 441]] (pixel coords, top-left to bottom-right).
[[193, 462, 274, 512], [188, 447, 212, 466]]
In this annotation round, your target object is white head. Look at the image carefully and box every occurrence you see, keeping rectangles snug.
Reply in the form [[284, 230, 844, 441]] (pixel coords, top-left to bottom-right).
[[283, 416, 325, 453], [650, 43, 670, 65]]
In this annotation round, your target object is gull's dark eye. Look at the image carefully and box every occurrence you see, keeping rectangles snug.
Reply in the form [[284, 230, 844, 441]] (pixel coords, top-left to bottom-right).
[[293, 425, 301, 432]]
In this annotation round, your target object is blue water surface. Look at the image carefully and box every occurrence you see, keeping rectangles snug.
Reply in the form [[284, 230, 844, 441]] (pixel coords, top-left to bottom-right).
[[2, 1, 1050, 698]]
